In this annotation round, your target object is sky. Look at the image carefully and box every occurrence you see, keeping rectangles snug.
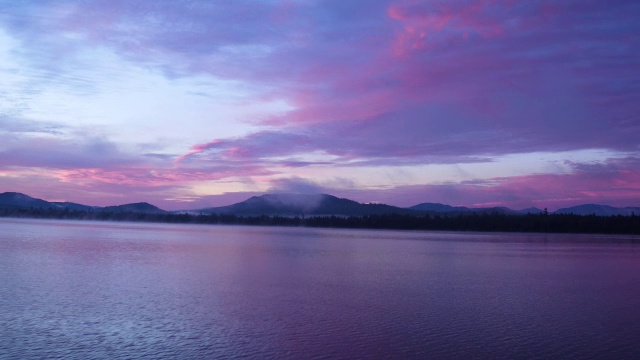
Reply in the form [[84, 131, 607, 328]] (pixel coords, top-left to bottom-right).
[[0, 0, 639, 211]]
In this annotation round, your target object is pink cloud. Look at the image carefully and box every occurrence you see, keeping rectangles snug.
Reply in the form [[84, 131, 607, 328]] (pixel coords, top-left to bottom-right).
[[387, 0, 512, 57], [9, 0, 637, 150], [57, 164, 275, 188], [175, 139, 224, 163], [2, 1, 639, 210], [179, 156, 640, 212], [3, 156, 639, 212], [333, 158, 640, 210]]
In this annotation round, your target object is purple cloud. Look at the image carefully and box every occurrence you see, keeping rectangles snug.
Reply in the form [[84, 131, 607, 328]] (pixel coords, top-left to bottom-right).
[[312, 156, 640, 211], [0, 1, 638, 208], [167, 0, 639, 168], [268, 177, 327, 194]]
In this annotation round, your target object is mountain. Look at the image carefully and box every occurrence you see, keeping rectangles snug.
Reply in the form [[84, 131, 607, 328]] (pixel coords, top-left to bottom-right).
[[554, 204, 640, 216], [0, 192, 165, 214], [1, 191, 638, 218], [0, 192, 58, 209], [51, 202, 99, 211], [409, 202, 467, 212], [197, 193, 417, 217], [409, 202, 515, 215], [102, 202, 167, 214], [197, 194, 525, 217], [517, 207, 545, 214]]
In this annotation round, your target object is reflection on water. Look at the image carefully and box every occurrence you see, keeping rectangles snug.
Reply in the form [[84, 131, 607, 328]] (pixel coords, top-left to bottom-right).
[[1, 219, 639, 359]]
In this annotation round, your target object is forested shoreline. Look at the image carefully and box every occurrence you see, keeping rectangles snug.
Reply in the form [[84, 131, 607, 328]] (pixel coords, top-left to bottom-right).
[[1, 207, 639, 235]]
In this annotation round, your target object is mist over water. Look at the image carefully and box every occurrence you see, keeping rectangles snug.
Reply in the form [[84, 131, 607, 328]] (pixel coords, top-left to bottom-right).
[[1, 219, 639, 359]]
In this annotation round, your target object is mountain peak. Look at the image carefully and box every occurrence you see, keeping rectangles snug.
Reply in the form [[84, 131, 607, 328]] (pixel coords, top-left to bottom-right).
[[198, 192, 414, 216], [102, 202, 166, 214], [409, 202, 463, 212], [0, 192, 56, 209], [0, 192, 33, 200]]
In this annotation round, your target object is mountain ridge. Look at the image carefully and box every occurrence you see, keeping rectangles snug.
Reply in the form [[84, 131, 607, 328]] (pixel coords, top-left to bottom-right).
[[0, 191, 638, 217], [0, 192, 166, 214], [409, 202, 516, 215], [196, 193, 419, 217], [554, 204, 640, 216], [102, 202, 166, 214], [0, 192, 57, 209]]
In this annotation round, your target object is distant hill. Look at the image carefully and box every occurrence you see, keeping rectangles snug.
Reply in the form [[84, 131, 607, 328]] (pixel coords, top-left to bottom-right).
[[51, 202, 98, 211], [409, 202, 515, 215], [102, 202, 167, 214], [1, 191, 638, 218], [517, 207, 545, 215], [409, 202, 466, 212], [554, 204, 640, 216], [198, 193, 417, 217], [0, 192, 57, 209], [0, 192, 166, 214]]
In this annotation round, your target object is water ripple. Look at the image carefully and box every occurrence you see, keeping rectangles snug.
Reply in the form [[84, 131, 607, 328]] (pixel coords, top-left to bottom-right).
[[0, 219, 639, 359]]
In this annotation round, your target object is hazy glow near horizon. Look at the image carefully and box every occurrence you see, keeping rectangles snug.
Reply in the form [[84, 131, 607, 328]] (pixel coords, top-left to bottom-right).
[[0, 1, 638, 210]]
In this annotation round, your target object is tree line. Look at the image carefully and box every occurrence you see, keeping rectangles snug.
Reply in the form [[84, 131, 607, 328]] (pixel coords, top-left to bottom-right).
[[1, 206, 639, 235]]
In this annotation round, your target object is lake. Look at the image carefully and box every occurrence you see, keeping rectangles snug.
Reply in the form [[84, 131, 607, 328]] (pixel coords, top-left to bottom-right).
[[1, 218, 639, 359]]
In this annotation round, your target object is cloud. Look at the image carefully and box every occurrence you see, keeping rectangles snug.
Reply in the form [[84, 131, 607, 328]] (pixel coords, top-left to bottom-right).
[[331, 156, 640, 210], [268, 177, 326, 194], [0, 1, 638, 210], [4, 1, 639, 153], [0, 132, 137, 169], [170, 155, 640, 211], [0, 115, 64, 135], [175, 97, 616, 169], [159, 0, 639, 167]]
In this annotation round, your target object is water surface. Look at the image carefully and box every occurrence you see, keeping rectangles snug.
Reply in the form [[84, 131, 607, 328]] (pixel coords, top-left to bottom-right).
[[1, 219, 639, 359]]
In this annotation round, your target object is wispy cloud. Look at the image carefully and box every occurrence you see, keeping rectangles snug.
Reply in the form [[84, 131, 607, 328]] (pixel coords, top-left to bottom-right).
[[0, 0, 638, 208], [333, 156, 640, 210]]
